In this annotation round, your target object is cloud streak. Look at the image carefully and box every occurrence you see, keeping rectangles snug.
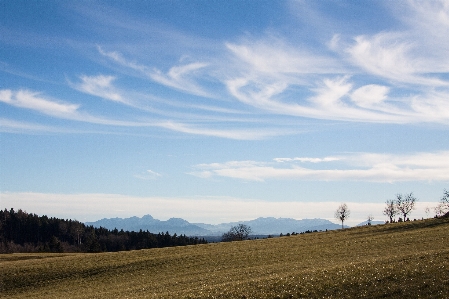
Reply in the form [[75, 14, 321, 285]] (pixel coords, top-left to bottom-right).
[[73, 75, 127, 104], [1, 88, 282, 139], [0, 89, 79, 116], [190, 151, 449, 182], [345, 32, 449, 86], [0, 118, 60, 133], [134, 169, 162, 180], [98, 46, 212, 97]]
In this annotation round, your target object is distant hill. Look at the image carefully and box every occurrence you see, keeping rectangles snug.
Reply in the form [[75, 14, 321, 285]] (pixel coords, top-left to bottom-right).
[[86, 215, 342, 236], [85, 215, 211, 236], [356, 220, 385, 226]]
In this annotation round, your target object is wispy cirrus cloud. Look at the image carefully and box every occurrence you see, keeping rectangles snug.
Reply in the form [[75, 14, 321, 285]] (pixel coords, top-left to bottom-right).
[[332, 1, 449, 88], [97, 46, 148, 74], [344, 32, 449, 86], [225, 38, 341, 75], [149, 62, 211, 97], [157, 121, 285, 140], [98, 46, 212, 97], [350, 84, 389, 109], [0, 89, 79, 116], [0, 88, 282, 139], [134, 169, 162, 180], [226, 74, 423, 123], [73, 75, 127, 104], [4, 1, 449, 142], [0, 118, 59, 133], [274, 157, 340, 163], [189, 151, 449, 182], [0, 88, 134, 125], [93, 3, 449, 127], [398, 0, 449, 69], [225, 41, 449, 124], [216, 2, 449, 125], [71, 71, 250, 122]]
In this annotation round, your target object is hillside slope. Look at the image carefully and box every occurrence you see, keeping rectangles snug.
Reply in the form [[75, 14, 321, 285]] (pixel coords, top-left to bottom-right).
[[1, 218, 448, 298]]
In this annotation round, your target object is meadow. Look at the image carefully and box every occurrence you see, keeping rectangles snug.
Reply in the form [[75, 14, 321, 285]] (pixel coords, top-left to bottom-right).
[[1, 217, 448, 298]]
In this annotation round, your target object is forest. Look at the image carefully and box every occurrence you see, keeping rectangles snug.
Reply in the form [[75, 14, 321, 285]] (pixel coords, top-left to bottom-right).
[[0, 208, 207, 253]]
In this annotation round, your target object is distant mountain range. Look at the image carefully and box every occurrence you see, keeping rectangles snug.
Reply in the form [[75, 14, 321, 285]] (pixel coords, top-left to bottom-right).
[[85, 215, 347, 236], [86, 215, 211, 236]]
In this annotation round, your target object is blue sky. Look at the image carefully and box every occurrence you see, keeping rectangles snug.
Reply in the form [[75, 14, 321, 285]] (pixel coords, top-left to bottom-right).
[[1, 1, 448, 225]]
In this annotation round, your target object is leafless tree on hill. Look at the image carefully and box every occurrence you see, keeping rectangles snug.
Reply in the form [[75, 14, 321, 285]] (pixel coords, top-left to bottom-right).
[[335, 203, 350, 229], [396, 193, 417, 221], [222, 224, 252, 242], [433, 190, 449, 217], [434, 204, 446, 217], [436, 189, 449, 216], [383, 199, 398, 223]]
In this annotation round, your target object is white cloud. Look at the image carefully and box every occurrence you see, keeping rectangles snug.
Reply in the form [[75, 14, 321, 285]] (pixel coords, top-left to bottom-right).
[[190, 151, 449, 182], [274, 157, 340, 163], [328, 34, 341, 51], [0, 88, 146, 126], [97, 46, 148, 73], [341, 0, 449, 87], [149, 62, 211, 97], [156, 121, 284, 140], [98, 46, 211, 97], [411, 91, 449, 123], [225, 39, 340, 75], [350, 84, 389, 108], [347, 34, 414, 79], [0, 89, 79, 116], [74, 75, 126, 104], [134, 169, 162, 180], [311, 76, 353, 107], [400, 1, 449, 65], [226, 75, 418, 123], [0, 118, 58, 133], [1, 87, 290, 139]]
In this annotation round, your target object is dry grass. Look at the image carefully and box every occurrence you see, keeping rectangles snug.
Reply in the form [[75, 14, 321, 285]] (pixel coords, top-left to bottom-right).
[[1, 218, 448, 298]]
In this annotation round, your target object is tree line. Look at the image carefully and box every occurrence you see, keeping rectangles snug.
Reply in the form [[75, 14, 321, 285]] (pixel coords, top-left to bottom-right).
[[0, 208, 207, 253]]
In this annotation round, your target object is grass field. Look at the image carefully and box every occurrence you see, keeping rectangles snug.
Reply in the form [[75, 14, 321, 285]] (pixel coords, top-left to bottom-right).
[[1, 218, 448, 298]]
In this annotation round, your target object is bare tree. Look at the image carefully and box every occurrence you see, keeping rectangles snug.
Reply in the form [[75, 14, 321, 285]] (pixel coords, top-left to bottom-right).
[[222, 224, 252, 242], [439, 189, 449, 214], [383, 199, 398, 223], [335, 203, 350, 229], [396, 193, 417, 221], [434, 189, 449, 217], [434, 204, 446, 217]]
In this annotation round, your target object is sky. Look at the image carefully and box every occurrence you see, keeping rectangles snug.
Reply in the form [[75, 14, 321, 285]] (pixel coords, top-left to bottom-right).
[[1, 0, 448, 226]]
